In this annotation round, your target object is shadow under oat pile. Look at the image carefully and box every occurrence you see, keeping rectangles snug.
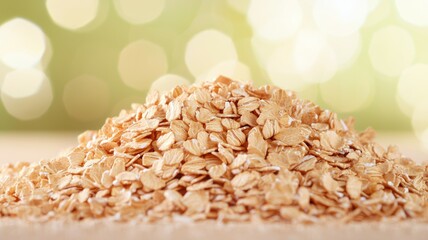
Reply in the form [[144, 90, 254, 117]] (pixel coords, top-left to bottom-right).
[[0, 77, 427, 222]]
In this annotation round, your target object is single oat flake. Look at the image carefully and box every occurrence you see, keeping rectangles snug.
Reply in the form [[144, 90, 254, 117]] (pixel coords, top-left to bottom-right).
[[0, 76, 427, 223]]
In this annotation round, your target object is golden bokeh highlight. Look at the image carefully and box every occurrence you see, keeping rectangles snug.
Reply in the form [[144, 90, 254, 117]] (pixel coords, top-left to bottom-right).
[[227, 0, 250, 14], [266, 41, 308, 91], [420, 129, 428, 151], [248, 0, 302, 41], [149, 74, 190, 94], [110, 96, 146, 116], [196, 60, 252, 84], [368, 0, 380, 12], [0, 61, 11, 87], [63, 75, 110, 122], [250, 35, 283, 68], [300, 47, 337, 84], [1, 69, 53, 120], [411, 104, 428, 151], [365, 0, 391, 27], [397, 64, 428, 110], [46, 0, 100, 30], [118, 39, 168, 91], [369, 26, 415, 77], [114, 0, 165, 25], [292, 29, 338, 83], [313, 0, 368, 37], [320, 71, 374, 113], [293, 30, 326, 74], [328, 32, 361, 69], [395, 0, 428, 27], [37, 36, 53, 70], [412, 104, 428, 132], [264, 29, 339, 88], [0, 18, 46, 69], [185, 29, 237, 78], [2, 70, 44, 98], [395, 93, 413, 118]]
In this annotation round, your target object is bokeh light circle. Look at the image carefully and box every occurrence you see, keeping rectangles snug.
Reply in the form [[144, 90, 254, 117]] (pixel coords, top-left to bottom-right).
[[37, 36, 53, 70], [368, 0, 381, 12], [248, 0, 302, 41], [365, 0, 391, 27], [227, 0, 250, 14], [419, 129, 428, 151], [0, 18, 46, 69], [396, 93, 413, 117], [412, 102, 428, 137], [251, 35, 283, 68], [196, 60, 252, 84], [111, 96, 145, 116], [293, 30, 326, 74], [412, 104, 428, 150], [114, 0, 165, 25], [266, 41, 308, 91], [0, 61, 11, 88], [313, 0, 368, 36], [320, 70, 375, 113], [292, 30, 338, 84], [300, 47, 337, 84], [395, 0, 428, 27], [185, 29, 237, 78], [46, 0, 99, 30], [63, 75, 110, 122], [397, 64, 428, 110], [149, 74, 190, 94], [328, 32, 361, 69], [118, 39, 168, 91], [1, 69, 53, 120], [369, 26, 415, 77]]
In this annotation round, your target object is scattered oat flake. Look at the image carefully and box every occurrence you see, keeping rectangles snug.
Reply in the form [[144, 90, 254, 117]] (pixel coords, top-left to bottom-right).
[[297, 187, 310, 210], [208, 164, 227, 179], [166, 100, 182, 122], [320, 130, 345, 151], [140, 170, 165, 190], [163, 148, 184, 165], [231, 171, 260, 190], [182, 191, 209, 213], [116, 171, 138, 182], [346, 175, 362, 200], [57, 175, 72, 190], [247, 128, 268, 157], [226, 129, 246, 146], [321, 172, 340, 193], [183, 139, 203, 156], [157, 132, 175, 151], [274, 127, 308, 146], [78, 188, 90, 203], [110, 158, 126, 177]]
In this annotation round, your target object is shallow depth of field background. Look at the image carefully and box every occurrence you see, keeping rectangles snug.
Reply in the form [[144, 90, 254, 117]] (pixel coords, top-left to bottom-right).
[[1, 0, 428, 151]]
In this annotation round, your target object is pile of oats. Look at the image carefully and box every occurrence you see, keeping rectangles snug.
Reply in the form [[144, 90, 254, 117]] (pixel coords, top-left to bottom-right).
[[1, 77, 427, 223]]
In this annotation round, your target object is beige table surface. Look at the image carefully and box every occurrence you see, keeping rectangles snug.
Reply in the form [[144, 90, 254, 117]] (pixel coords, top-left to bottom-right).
[[0, 132, 427, 240]]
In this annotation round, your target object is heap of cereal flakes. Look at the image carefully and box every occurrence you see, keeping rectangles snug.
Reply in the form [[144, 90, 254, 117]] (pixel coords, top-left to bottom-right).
[[1, 77, 427, 223]]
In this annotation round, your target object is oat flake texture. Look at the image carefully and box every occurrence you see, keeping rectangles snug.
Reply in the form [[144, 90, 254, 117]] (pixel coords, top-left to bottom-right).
[[1, 77, 427, 223]]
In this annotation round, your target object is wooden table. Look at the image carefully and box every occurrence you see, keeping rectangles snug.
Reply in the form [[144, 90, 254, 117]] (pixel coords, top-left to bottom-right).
[[0, 132, 427, 240]]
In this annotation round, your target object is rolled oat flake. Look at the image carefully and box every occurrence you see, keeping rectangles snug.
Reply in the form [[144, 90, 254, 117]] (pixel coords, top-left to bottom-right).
[[0, 77, 427, 223]]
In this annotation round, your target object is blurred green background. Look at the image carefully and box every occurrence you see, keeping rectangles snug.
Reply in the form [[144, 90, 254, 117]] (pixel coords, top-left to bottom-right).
[[1, 0, 428, 149]]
